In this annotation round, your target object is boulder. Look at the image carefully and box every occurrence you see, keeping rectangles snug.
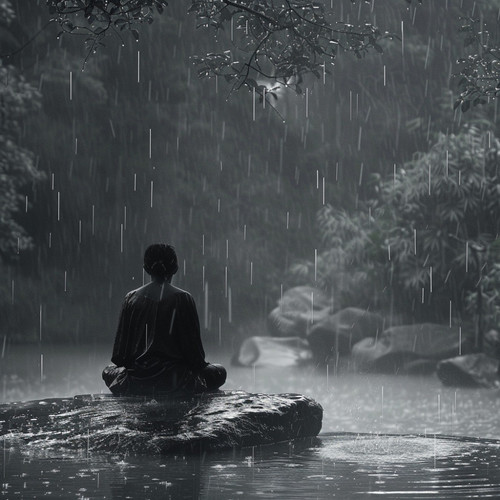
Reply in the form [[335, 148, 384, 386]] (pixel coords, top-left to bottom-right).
[[307, 307, 385, 362], [0, 391, 323, 454], [437, 354, 500, 388], [268, 286, 332, 337], [233, 336, 313, 367], [352, 323, 474, 374]]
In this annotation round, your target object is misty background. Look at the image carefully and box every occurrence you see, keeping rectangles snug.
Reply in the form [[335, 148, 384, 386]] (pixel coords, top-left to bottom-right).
[[2, 0, 500, 351]]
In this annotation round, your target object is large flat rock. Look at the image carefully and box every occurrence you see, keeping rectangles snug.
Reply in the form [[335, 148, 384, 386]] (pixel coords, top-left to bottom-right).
[[0, 391, 323, 454]]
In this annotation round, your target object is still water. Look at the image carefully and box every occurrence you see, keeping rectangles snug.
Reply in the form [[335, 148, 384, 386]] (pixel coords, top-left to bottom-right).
[[2, 343, 500, 498]]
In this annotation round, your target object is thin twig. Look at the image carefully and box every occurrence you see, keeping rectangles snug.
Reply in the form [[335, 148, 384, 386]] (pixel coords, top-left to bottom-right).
[[0, 20, 55, 59]]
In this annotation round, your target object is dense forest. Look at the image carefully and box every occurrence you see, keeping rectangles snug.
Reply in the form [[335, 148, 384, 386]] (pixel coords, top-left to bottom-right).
[[2, 0, 500, 347]]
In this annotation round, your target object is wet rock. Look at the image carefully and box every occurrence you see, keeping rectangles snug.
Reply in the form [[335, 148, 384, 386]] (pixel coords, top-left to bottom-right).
[[352, 323, 474, 374], [307, 308, 385, 363], [268, 286, 332, 337], [0, 391, 323, 454], [233, 336, 313, 367], [437, 354, 500, 388]]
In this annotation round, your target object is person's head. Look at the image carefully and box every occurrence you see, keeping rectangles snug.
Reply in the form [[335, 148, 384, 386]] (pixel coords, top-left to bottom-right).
[[143, 243, 178, 282]]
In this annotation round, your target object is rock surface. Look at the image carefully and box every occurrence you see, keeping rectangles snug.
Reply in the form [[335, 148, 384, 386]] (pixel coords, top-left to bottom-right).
[[307, 307, 385, 362], [437, 354, 500, 388], [234, 336, 313, 367], [0, 391, 323, 454], [352, 323, 474, 374], [268, 286, 332, 337]]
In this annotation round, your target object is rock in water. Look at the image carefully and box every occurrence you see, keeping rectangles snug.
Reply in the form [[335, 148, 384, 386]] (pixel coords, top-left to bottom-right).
[[234, 336, 313, 367], [268, 286, 332, 337], [0, 391, 323, 454], [437, 354, 500, 388], [352, 323, 474, 374], [307, 307, 385, 362]]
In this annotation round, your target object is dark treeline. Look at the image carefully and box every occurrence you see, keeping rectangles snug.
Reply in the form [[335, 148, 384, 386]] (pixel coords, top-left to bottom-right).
[[1, 0, 499, 344]]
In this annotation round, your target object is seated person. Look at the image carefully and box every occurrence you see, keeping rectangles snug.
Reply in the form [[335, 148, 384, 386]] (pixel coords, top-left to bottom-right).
[[102, 243, 226, 395]]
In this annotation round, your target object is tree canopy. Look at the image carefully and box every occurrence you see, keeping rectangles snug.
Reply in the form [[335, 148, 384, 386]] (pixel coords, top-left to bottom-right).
[[39, 0, 500, 110], [43, 0, 400, 100]]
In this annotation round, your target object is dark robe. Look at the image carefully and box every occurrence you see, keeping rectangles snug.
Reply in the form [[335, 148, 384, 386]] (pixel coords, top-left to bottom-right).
[[103, 282, 210, 395]]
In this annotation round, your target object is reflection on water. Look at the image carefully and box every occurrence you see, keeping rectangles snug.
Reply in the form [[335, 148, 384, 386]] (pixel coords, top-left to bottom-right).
[[2, 343, 500, 498], [2, 434, 500, 499]]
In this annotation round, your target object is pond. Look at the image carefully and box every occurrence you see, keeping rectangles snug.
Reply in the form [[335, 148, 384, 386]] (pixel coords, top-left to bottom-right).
[[1, 343, 500, 498]]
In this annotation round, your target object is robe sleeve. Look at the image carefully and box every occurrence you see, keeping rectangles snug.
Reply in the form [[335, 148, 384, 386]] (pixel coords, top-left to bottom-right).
[[111, 294, 131, 366], [176, 292, 208, 372]]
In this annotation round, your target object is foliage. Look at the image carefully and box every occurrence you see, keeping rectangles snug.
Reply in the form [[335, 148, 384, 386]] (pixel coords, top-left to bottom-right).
[[43, 0, 500, 115], [454, 2, 500, 111], [0, 0, 44, 260], [465, 240, 500, 332], [292, 125, 500, 323], [289, 204, 389, 311], [0, 59, 43, 259], [44, 0, 395, 97], [454, 16, 498, 111], [191, 0, 395, 98], [46, 0, 167, 50], [296, 0, 485, 211], [380, 125, 500, 318]]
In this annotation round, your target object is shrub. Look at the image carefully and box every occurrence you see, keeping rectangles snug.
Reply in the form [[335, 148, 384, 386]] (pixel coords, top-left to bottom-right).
[[291, 124, 500, 325]]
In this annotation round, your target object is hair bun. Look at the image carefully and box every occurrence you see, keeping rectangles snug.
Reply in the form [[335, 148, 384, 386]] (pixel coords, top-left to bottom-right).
[[144, 243, 179, 279]]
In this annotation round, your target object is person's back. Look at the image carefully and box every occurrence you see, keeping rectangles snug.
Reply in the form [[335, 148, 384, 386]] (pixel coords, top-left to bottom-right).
[[102, 243, 226, 395]]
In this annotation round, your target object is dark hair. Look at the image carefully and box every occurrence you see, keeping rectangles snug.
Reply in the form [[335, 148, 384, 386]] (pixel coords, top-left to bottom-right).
[[143, 243, 178, 279]]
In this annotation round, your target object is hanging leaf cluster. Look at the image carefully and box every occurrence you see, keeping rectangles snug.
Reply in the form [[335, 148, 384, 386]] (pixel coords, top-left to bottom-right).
[[454, 15, 500, 112], [45, 0, 395, 96], [45, 0, 168, 51], [190, 0, 396, 99]]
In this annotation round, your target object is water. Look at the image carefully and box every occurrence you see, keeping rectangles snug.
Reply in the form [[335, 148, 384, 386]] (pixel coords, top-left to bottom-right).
[[2, 344, 500, 498], [2, 434, 500, 498]]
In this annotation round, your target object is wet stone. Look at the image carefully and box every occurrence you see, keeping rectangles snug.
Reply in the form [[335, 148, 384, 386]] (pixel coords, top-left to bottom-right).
[[267, 286, 332, 337], [233, 336, 313, 367], [307, 307, 385, 362], [352, 323, 474, 374], [437, 354, 500, 388], [0, 391, 323, 454]]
